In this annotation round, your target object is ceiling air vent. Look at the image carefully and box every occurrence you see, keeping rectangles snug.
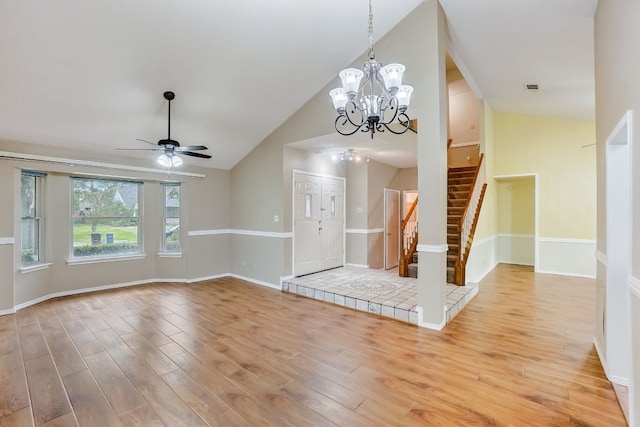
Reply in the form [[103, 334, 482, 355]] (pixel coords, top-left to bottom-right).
[[524, 83, 539, 91]]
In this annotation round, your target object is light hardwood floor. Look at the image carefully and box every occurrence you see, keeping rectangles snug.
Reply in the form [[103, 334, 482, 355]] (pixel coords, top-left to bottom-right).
[[0, 264, 627, 426]]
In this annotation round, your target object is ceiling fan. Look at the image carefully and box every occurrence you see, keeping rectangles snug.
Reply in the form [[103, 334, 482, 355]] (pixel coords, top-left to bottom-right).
[[118, 91, 211, 166]]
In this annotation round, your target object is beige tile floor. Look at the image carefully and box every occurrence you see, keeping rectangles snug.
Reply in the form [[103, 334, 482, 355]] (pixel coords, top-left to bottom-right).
[[282, 265, 478, 325]]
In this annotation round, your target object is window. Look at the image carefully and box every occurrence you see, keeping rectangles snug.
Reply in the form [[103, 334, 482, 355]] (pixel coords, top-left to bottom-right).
[[72, 177, 141, 258], [162, 183, 181, 252], [21, 170, 45, 266]]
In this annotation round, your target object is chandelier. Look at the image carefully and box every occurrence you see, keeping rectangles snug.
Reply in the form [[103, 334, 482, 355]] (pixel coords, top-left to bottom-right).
[[329, 0, 414, 139]]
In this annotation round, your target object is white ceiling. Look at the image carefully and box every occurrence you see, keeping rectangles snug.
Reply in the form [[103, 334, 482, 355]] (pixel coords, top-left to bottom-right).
[[0, 0, 597, 171]]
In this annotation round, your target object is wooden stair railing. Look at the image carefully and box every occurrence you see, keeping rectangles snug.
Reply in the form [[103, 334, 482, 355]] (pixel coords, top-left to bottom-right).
[[451, 153, 486, 285], [399, 196, 419, 277]]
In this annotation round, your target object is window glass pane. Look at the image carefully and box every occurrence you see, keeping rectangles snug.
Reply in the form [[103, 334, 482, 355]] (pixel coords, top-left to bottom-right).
[[72, 178, 141, 258], [305, 194, 312, 218], [21, 172, 42, 266], [164, 185, 180, 217], [21, 218, 39, 264], [331, 196, 336, 217], [163, 184, 180, 252], [21, 175, 36, 217]]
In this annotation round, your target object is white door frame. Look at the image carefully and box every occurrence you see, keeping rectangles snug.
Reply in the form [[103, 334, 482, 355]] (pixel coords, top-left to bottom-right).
[[384, 188, 400, 270], [493, 173, 539, 271], [292, 169, 346, 277], [604, 110, 632, 389]]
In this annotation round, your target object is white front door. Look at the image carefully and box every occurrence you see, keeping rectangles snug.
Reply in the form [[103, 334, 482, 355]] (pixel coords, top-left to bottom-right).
[[294, 172, 344, 276], [384, 189, 400, 269]]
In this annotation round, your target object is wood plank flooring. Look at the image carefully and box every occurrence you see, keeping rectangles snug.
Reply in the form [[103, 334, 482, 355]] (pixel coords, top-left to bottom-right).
[[0, 264, 627, 426]]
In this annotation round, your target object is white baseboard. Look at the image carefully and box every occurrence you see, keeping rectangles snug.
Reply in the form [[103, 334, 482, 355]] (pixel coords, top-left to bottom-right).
[[227, 273, 281, 290], [345, 263, 370, 269], [416, 306, 447, 331], [1, 273, 279, 316]]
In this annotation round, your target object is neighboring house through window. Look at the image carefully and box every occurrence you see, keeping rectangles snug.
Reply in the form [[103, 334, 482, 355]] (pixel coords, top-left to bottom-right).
[[72, 177, 141, 258], [21, 170, 45, 266], [162, 183, 181, 253]]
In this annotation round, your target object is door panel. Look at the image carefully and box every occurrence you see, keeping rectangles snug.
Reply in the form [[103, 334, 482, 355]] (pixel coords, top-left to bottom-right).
[[294, 174, 322, 276], [385, 189, 400, 269], [294, 172, 344, 276]]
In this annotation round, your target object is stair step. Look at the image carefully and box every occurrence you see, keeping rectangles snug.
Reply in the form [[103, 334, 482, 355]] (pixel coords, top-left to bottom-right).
[[407, 263, 418, 278], [448, 167, 477, 174], [448, 184, 471, 192], [448, 177, 474, 184]]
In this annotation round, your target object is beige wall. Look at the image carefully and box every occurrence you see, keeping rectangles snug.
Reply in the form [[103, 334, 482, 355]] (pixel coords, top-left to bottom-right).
[[496, 179, 535, 235], [493, 112, 596, 239], [0, 140, 231, 311], [448, 144, 480, 168], [595, 1, 640, 422], [448, 78, 481, 145]]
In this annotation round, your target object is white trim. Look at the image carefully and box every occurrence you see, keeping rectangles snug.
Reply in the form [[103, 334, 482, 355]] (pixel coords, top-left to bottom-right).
[[292, 168, 346, 182], [0, 150, 205, 178], [188, 229, 293, 238], [538, 237, 596, 244], [4, 272, 282, 314], [0, 237, 14, 245], [157, 252, 182, 258], [227, 273, 281, 290], [66, 253, 147, 265], [417, 244, 448, 253], [593, 337, 608, 378], [494, 173, 537, 180], [231, 229, 293, 238], [534, 269, 595, 279], [188, 229, 230, 236], [630, 276, 640, 298], [185, 273, 228, 283], [345, 228, 384, 234], [416, 306, 447, 331], [449, 140, 479, 148], [595, 250, 607, 266], [592, 337, 630, 386], [13, 278, 160, 311], [19, 263, 52, 274], [345, 263, 370, 269]]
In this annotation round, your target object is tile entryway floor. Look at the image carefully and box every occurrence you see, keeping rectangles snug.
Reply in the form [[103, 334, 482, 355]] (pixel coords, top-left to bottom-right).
[[282, 265, 478, 325]]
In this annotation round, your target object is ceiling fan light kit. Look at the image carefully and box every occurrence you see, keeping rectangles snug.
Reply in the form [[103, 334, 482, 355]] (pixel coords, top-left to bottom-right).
[[117, 91, 212, 168], [329, 0, 414, 139]]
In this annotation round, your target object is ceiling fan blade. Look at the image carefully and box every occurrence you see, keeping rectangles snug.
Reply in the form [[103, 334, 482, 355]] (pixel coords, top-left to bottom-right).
[[175, 145, 208, 152], [116, 148, 162, 151], [180, 151, 212, 159], [136, 138, 159, 147]]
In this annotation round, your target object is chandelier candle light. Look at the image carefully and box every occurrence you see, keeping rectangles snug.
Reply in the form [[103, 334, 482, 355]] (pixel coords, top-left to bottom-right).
[[329, 0, 414, 139]]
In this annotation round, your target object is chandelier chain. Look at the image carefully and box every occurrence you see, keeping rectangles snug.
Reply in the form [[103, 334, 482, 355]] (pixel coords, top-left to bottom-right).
[[368, 0, 375, 59]]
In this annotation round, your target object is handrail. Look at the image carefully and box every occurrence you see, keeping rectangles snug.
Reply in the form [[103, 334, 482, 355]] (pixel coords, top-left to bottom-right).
[[399, 196, 419, 277], [455, 153, 485, 284]]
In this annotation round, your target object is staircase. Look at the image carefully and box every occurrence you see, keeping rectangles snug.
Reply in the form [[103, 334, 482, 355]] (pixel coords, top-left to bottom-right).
[[447, 166, 476, 283], [399, 154, 486, 283]]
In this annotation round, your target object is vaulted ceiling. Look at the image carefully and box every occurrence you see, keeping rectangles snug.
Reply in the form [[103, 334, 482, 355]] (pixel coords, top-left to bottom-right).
[[0, 0, 598, 170]]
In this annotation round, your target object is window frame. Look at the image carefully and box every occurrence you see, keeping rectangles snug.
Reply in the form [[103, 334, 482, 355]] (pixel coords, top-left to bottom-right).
[[161, 182, 181, 254], [20, 170, 46, 267], [71, 176, 143, 259]]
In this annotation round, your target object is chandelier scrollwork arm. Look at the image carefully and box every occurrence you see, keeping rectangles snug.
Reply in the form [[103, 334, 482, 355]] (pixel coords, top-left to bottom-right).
[[328, 0, 414, 139]]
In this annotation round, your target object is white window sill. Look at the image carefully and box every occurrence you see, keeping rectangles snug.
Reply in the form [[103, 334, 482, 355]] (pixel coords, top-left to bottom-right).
[[19, 263, 52, 274], [157, 252, 182, 258], [67, 253, 147, 265]]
